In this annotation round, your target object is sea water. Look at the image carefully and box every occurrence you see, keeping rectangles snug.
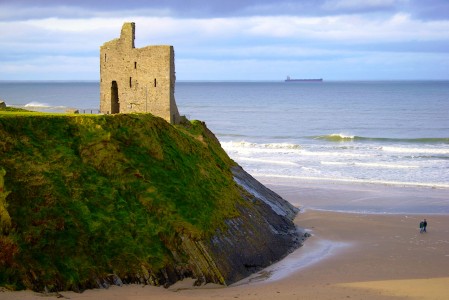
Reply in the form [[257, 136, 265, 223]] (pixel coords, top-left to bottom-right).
[[176, 81, 449, 190], [1, 80, 448, 195]]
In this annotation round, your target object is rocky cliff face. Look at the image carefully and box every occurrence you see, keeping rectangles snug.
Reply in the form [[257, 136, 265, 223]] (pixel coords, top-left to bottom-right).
[[0, 112, 304, 291], [207, 166, 302, 284], [167, 166, 303, 286]]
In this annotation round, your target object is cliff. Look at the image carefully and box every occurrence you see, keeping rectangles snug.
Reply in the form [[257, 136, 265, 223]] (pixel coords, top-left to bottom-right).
[[0, 111, 304, 292]]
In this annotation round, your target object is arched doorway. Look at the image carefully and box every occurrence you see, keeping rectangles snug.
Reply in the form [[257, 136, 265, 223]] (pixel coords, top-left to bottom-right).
[[111, 81, 119, 114]]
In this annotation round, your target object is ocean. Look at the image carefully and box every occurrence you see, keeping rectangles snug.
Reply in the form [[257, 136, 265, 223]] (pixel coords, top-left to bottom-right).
[[1, 80, 449, 212]]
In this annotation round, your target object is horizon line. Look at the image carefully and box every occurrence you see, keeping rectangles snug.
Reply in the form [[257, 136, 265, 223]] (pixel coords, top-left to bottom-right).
[[1, 79, 449, 83]]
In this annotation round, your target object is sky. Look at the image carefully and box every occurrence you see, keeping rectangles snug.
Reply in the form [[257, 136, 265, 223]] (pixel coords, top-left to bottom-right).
[[0, 0, 448, 81]]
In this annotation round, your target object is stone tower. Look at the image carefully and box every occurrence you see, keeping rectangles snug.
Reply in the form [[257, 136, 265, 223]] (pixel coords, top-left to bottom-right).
[[100, 22, 180, 124]]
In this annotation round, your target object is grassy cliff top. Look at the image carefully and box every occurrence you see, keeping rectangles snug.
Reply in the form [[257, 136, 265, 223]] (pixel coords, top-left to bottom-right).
[[0, 112, 241, 290]]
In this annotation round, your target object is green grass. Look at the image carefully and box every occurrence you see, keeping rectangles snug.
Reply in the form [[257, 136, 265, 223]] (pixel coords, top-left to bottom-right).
[[0, 113, 241, 291], [0, 105, 55, 114]]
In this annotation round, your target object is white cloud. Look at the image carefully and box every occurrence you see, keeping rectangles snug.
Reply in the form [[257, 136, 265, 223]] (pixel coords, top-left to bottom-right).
[[0, 55, 98, 80], [0, 3, 171, 21], [177, 51, 449, 81], [1, 10, 448, 80], [4, 13, 447, 48], [181, 44, 352, 60], [322, 0, 407, 11], [243, 14, 449, 42]]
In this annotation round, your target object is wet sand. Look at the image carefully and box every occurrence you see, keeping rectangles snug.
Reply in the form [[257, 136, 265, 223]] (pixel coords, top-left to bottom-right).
[[261, 176, 449, 214], [2, 183, 449, 300]]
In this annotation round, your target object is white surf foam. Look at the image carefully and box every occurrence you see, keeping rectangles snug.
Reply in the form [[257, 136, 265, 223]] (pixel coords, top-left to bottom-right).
[[24, 101, 51, 108], [320, 161, 420, 169], [382, 146, 449, 155], [238, 157, 299, 166], [252, 174, 449, 189], [222, 141, 370, 158], [222, 139, 449, 190], [221, 141, 301, 150]]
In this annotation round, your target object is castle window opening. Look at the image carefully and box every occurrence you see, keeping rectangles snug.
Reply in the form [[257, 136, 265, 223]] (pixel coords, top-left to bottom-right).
[[134, 62, 137, 69], [154, 78, 157, 87], [111, 81, 119, 114], [129, 77, 132, 88], [104, 53, 107, 62]]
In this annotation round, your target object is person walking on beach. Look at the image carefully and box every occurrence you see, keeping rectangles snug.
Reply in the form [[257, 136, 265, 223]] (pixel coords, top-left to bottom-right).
[[419, 221, 424, 233], [423, 219, 427, 232]]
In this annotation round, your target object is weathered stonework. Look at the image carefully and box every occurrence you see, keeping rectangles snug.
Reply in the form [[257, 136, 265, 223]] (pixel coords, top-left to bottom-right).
[[100, 22, 180, 124]]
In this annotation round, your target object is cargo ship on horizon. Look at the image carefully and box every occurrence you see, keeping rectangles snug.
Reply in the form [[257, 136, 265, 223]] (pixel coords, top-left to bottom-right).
[[285, 76, 323, 82]]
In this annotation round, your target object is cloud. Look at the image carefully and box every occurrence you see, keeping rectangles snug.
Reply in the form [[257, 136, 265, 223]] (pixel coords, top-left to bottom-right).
[[200, 14, 449, 43], [176, 50, 449, 80], [2, 14, 449, 53], [2, 0, 449, 21], [0, 1, 448, 80], [322, 0, 406, 11], [406, 0, 449, 21], [0, 55, 98, 80]]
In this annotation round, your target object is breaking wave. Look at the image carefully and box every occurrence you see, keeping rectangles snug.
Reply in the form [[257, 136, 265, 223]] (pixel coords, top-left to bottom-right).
[[253, 174, 449, 189], [381, 146, 449, 155], [24, 101, 51, 108], [311, 134, 449, 144], [238, 157, 300, 166], [320, 161, 420, 169], [221, 138, 449, 190], [221, 141, 302, 150], [19, 101, 70, 112]]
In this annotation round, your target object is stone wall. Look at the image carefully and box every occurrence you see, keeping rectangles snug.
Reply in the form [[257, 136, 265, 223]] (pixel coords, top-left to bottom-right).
[[100, 22, 180, 124]]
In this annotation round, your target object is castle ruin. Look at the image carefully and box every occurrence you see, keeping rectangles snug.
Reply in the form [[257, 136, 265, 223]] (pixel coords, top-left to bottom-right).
[[100, 22, 180, 124]]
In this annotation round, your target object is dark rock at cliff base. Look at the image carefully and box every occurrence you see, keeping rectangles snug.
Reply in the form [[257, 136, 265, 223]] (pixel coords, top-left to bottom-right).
[[208, 166, 303, 284], [150, 166, 305, 287]]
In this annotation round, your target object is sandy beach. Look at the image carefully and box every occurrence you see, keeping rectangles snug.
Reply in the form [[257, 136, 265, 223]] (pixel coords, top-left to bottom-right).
[[2, 183, 449, 300]]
